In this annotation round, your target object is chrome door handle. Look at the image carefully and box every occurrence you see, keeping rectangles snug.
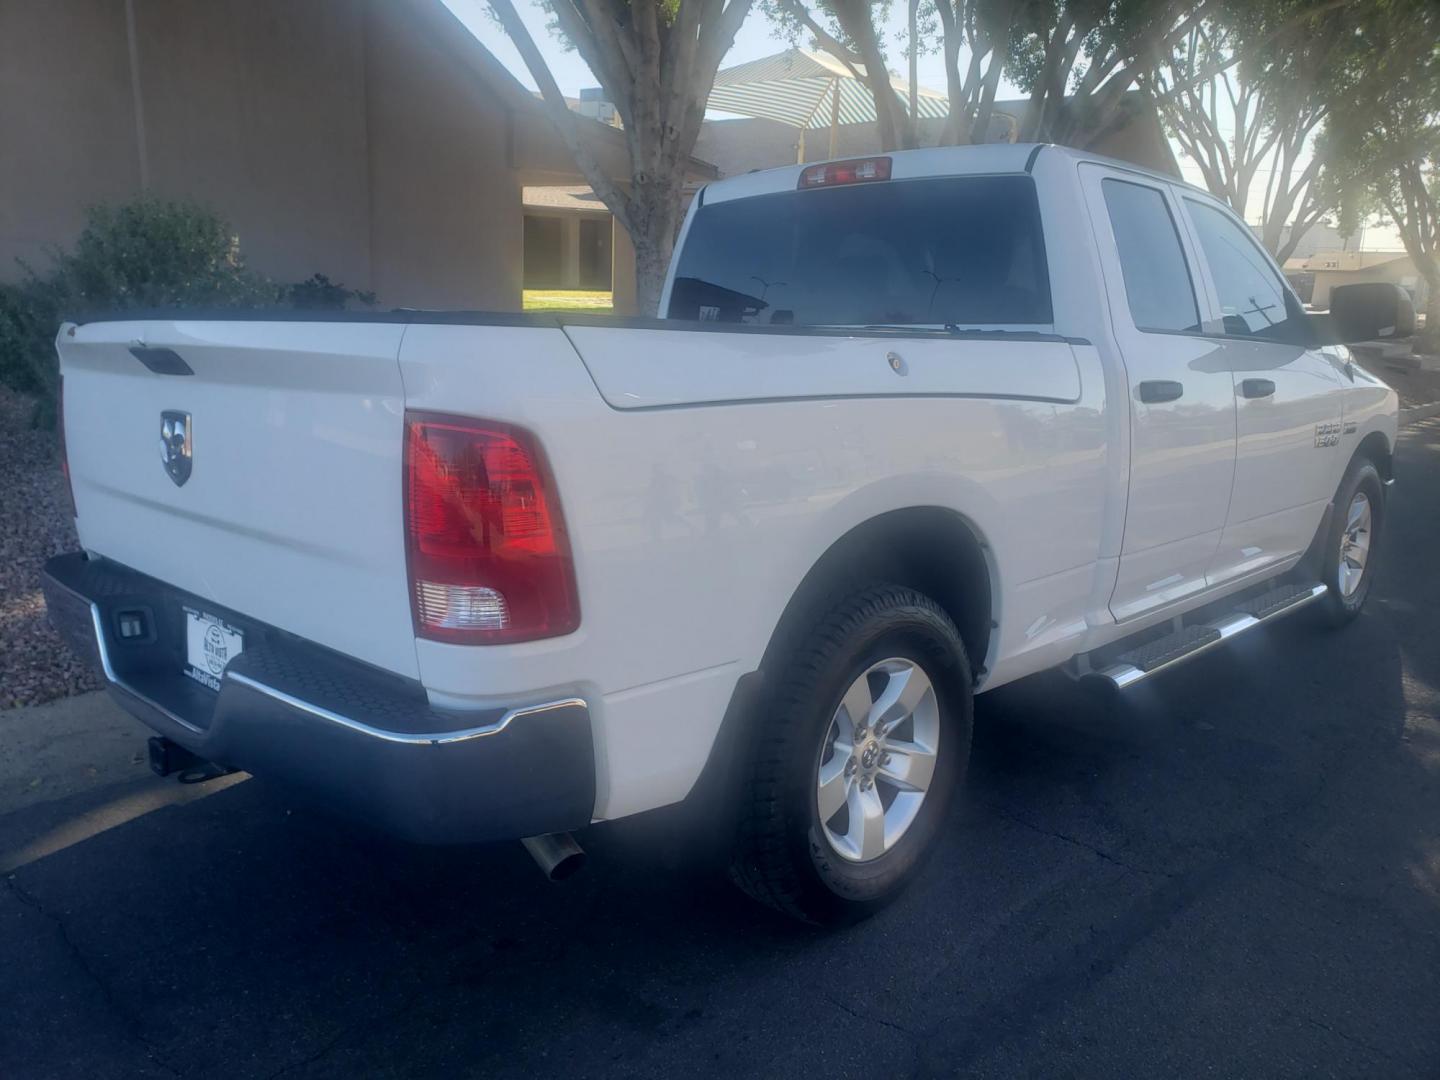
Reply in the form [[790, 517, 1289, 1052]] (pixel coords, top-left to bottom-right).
[[1240, 378, 1276, 399], [1137, 380, 1184, 404]]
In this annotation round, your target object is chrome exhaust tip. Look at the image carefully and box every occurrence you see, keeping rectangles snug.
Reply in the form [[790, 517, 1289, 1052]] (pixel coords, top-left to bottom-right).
[[521, 832, 587, 881]]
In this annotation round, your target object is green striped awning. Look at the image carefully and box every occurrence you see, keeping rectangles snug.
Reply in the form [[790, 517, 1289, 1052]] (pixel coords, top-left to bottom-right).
[[709, 48, 949, 129]]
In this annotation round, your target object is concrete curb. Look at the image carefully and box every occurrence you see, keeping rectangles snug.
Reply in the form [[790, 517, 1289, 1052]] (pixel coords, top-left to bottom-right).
[[1401, 401, 1440, 427]]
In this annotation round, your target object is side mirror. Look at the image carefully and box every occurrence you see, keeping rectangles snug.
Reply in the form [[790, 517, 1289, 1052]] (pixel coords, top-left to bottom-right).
[[1324, 282, 1416, 344]]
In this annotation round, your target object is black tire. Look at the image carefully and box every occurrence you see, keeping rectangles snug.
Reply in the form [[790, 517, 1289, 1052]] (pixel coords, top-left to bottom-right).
[[729, 585, 973, 925], [1316, 458, 1384, 626]]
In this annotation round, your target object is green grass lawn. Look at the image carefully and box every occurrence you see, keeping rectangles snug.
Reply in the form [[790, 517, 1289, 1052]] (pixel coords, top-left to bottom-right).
[[523, 289, 613, 314]]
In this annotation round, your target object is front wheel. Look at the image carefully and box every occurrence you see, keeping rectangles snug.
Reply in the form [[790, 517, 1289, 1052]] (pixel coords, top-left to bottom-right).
[[729, 585, 973, 925], [1317, 459, 1385, 625]]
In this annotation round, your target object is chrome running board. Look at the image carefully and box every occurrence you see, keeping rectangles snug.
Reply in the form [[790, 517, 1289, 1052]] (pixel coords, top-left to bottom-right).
[[1091, 582, 1328, 690]]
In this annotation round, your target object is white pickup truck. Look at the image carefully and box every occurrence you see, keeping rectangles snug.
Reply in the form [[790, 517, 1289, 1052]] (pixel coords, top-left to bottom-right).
[[45, 144, 1403, 924]]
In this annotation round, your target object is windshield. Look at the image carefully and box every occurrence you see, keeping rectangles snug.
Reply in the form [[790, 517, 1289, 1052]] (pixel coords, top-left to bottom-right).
[[666, 175, 1053, 329]]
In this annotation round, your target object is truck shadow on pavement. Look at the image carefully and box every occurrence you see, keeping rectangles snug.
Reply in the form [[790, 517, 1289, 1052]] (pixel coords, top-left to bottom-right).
[[5, 436, 1440, 1078]]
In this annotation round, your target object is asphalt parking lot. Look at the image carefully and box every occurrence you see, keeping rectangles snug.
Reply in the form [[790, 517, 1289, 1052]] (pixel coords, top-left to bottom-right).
[[3, 419, 1439, 1080]]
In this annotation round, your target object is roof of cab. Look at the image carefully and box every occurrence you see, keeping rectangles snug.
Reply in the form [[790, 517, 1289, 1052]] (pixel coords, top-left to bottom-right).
[[699, 142, 1198, 205]]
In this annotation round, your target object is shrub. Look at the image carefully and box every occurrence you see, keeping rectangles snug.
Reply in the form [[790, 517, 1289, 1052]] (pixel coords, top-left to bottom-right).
[[44, 197, 277, 315], [0, 281, 59, 396], [285, 273, 377, 310], [0, 196, 374, 423]]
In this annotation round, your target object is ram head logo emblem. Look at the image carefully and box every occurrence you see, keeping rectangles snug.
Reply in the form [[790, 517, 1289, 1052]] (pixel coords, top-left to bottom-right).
[[160, 411, 192, 487]]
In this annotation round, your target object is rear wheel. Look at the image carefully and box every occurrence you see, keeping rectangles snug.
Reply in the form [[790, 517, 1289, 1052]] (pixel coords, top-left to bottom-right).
[[729, 585, 972, 925], [1317, 459, 1384, 625]]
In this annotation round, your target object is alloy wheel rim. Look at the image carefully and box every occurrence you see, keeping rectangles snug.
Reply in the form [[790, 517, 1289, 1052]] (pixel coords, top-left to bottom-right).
[[1339, 491, 1372, 599], [816, 658, 940, 863]]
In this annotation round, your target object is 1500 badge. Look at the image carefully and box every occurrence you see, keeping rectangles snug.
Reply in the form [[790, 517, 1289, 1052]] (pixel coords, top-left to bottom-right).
[[1314, 421, 1342, 448]]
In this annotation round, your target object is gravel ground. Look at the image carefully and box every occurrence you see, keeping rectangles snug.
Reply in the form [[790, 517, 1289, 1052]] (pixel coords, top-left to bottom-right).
[[0, 389, 101, 708]]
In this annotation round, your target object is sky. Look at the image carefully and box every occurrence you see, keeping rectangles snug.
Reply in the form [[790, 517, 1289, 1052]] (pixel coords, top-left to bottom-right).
[[442, 0, 1402, 248]]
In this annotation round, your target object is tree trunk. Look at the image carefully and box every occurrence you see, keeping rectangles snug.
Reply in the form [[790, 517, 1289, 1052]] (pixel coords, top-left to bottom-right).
[[934, 0, 963, 144], [1381, 177, 1440, 350], [908, 0, 919, 125], [489, 0, 752, 319], [1273, 227, 1304, 265], [632, 230, 673, 317], [973, 49, 1005, 144], [829, 0, 912, 151], [1422, 263, 1440, 352], [626, 175, 685, 316], [1022, 17, 1078, 141]]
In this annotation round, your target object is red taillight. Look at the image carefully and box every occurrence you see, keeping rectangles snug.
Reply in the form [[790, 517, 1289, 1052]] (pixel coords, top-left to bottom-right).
[[798, 156, 892, 189], [403, 412, 579, 644], [58, 374, 76, 518]]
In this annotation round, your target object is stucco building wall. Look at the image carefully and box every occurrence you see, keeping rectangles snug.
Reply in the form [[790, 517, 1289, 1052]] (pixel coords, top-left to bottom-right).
[[364, 0, 523, 309], [0, 0, 145, 276], [0, 0, 656, 312]]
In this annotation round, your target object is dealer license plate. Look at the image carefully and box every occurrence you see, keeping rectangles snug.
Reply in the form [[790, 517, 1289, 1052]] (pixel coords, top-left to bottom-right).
[[183, 607, 244, 691]]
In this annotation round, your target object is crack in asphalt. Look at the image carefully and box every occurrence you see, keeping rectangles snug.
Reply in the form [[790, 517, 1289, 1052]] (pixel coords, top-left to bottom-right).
[[823, 992, 918, 1039], [1246, 858, 1396, 911], [1285, 1009, 1414, 1070], [5, 872, 182, 1078], [984, 804, 1171, 879], [262, 987, 427, 1079]]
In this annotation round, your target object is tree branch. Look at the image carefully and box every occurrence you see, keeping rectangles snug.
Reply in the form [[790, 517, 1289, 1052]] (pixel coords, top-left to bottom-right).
[[487, 0, 634, 232]]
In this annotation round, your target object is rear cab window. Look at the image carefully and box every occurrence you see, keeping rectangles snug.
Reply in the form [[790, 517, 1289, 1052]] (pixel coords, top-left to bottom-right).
[[666, 175, 1053, 329], [1100, 179, 1201, 334]]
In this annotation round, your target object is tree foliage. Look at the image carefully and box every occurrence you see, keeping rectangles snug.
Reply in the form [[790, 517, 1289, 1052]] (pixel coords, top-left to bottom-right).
[[931, 0, 1015, 144], [491, 0, 1439, 324], [1004, 0, 1209, 146], [0, 197, 373, 421], [766, 0, 1212, 152], [1324, 2, 1440, 339], [764, 0, 1440, 284], [1148, 2, 1364, 262]]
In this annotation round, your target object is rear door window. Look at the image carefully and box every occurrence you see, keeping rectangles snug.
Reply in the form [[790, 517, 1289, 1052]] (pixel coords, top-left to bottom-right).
[[1101, 179, 1201, 334], [666, 175, 1052, 328]]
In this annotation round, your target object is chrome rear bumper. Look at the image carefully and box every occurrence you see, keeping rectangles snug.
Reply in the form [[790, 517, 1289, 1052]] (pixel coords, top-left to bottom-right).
[[43, 552, 595, 844]]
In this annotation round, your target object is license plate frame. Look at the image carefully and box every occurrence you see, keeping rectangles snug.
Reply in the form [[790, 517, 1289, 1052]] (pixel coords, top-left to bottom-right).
[[182, 606, 244, 692]]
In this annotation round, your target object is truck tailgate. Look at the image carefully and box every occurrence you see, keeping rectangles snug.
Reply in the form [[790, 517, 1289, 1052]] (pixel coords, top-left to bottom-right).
[[59, 319, 418, 679]]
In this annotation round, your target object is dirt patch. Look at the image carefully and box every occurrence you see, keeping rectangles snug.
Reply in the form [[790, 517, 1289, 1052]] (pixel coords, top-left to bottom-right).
[[0, 390, 102, 708]]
